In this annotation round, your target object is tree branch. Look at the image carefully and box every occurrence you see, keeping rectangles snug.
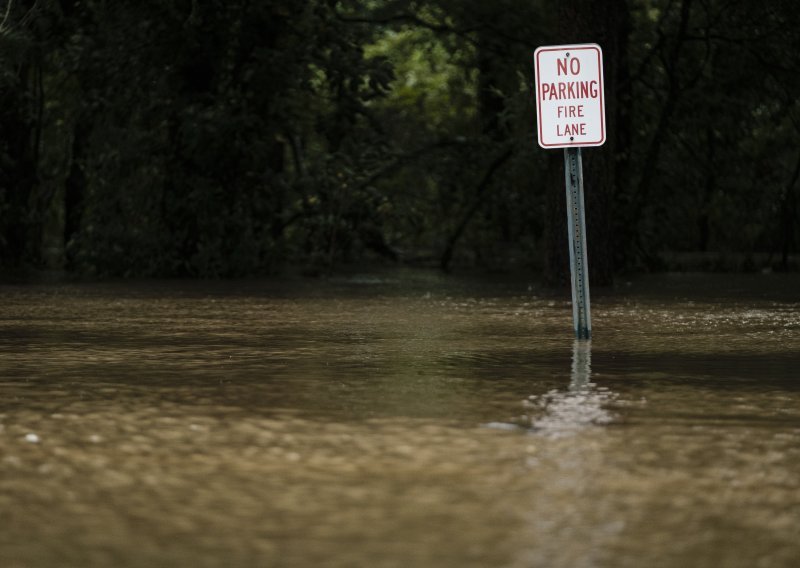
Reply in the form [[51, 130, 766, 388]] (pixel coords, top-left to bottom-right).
[[440, 146, 513, 271], [0, 0, 13, 32], [334, 8, 540, 52]]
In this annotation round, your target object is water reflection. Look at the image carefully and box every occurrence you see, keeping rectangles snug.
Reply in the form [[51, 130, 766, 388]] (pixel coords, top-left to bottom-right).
[[527, 341, 616, 437], [483, 341, 617, 435], [508, 342, 626, 568]]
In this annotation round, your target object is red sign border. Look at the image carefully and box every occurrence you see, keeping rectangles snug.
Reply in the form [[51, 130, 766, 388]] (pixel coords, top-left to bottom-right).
[[535, 44, 606, 149]]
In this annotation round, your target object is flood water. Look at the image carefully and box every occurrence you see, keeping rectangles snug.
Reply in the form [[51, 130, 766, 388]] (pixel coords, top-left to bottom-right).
[[1, 270, 799, 567]]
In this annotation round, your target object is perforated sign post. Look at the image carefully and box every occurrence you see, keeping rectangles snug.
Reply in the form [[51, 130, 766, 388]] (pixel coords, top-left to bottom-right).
[[534, 43, 606, 340]]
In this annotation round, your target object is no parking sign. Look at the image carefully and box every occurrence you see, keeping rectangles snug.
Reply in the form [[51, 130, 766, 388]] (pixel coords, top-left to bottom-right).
[[534, 43, 606, 339], [534, 44, 606, 149]]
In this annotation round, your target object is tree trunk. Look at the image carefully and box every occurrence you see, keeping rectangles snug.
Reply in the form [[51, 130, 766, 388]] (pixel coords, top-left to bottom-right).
[[64, 118, 90, 268], [477, 27, 506, 141], [779, 149, 800, 270], [544, 0, 628, 287], [0, 62, 38, 267]]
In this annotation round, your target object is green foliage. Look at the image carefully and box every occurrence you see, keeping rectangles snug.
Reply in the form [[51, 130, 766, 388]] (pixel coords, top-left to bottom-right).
[[366, 27, 477, 133]]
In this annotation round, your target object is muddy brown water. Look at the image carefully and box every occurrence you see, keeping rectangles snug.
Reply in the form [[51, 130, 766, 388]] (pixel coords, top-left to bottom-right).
[[1, 270, 799, 567]]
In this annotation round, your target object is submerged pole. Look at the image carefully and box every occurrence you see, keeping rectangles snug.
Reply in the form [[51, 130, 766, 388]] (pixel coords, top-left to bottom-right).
[[564, 147, 592, 340]]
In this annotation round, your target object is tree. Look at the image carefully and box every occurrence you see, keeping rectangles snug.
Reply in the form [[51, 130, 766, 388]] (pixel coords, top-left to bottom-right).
[[3, 0, 800, 278], [543, 0, 630, 287]]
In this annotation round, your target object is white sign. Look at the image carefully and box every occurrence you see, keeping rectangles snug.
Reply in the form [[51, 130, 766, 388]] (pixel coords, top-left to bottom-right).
[[534, 44, 606, 149]]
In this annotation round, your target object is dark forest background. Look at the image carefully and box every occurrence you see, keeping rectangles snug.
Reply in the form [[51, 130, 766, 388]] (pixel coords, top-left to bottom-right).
[[1, 0, 799, 283]]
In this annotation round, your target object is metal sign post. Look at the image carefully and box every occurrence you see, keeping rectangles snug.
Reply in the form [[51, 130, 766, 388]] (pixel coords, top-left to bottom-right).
[[534, 43, 604, 340], [564, 147, 591, 339]]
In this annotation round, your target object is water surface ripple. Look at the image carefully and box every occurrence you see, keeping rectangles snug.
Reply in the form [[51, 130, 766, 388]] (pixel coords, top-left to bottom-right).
[[1, 272, 799, 567]]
